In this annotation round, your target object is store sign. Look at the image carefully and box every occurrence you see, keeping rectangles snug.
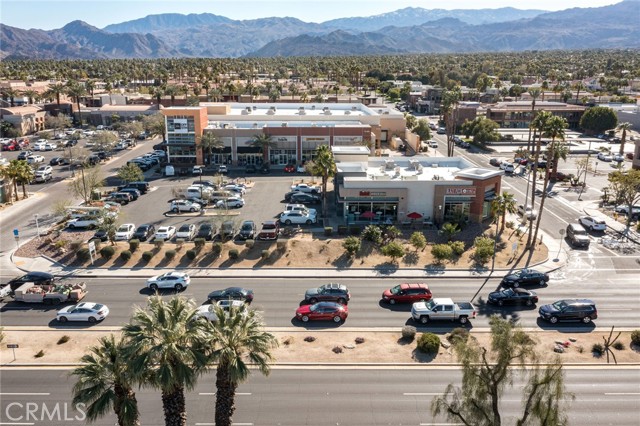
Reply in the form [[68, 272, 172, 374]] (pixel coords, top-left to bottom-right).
[[359, 191, 386, 196], [275, 136, 297, 142], [302, 136, 329, 142], [445, 187, 476, 196], [334, 136, 363, 143]]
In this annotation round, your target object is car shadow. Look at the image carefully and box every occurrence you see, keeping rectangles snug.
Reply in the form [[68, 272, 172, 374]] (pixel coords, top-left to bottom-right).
[[289, 318, 345, 329], [535, 317, 597, 332], [403, 317, 476, 333], [377, 300, 412, 312], [474, 297, 537, 320], [47, 319, 105, 329]]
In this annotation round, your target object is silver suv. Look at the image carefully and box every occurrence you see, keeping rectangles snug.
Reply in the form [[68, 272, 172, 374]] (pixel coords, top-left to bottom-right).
[[170, 200, 201, 213], [566, 223, 590, 248]]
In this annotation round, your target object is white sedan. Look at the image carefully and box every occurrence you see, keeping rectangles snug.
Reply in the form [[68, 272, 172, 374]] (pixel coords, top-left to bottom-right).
[[290, 183, 321, 193], [114, 223, 136, 241], [223, 184, 246, 195], [280, 210, 317, 225], [194, 300, 246, 322], [146, 271, 190, 291], [597, 152, 613, 162], [176, 224, 197, 240], [154, 226, 176, 240], [27, 155, 45, 164], [578, 216, 606, 232], [57, 302, 110, 323], [216, 197, 245, 209]]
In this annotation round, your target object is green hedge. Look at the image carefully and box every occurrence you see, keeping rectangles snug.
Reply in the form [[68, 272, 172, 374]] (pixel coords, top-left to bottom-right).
[[165, 249, 176, 261], [417, 332, 441, 355], [76, 248, 90, 262], [129, 239, 140, 252], [142, 251, 154, 262], [119, 250, 132, 262], [100, 246, 115, 260]]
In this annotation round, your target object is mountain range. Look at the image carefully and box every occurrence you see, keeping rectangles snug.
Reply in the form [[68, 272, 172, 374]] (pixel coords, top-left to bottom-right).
[[1, 1, 638, 60]]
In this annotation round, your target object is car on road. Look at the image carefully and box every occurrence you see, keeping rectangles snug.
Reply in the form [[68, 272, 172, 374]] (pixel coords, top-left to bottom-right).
[[5, 271, 54, 291], [597, 152, 613, 162], [57, 302, 110, 323], [614, 205, 640, 217], [488, 288, 538, 306], [207, 287, 254, 304], [304, 283, 350, 304], [257, 221, 279, 240], [382, 283, 432, 305], [436, 127, 446, 134], [237, 220, 257, 240], [280, 210, 317, 225], [489, 158, 504, 167], [297, 164, 307, 173], [578, 216, 606, 232], [194, 300, 246, 322], [44, 142, 57, 151], [284, 164, 296, 173], [296, 301, 348, 323], [154, 226, 176, 241], [517, 204, 538, 220], [290, 183, 321, 194], [114, 223, 136, 241], [132, 224, 155, 241], [176, 224, 197, 240], [613, 154, 625, 162], [290, 193, 321, 205], [91, 229, 109, 242], [215, 197, 245, 209], [539, 299, 597, 324], [118, 188, 141, 201], [223, 184, 246, 195], [108, 192, 133, 205], [170, 200, 201, 213], [146, 271, 190, 291], [27, 155, 45, 164], [566, 223, 591, 248], [196, 223, 215, 240], [500, 268, 549, 288]]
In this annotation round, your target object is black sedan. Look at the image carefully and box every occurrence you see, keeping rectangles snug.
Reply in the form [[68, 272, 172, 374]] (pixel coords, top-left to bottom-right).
[[500, 268, 549, 288], [49, 157, 66, 166], [196, 223, 215, 240], [488, 288, 538, 306], [290, 193, 321, 205], [91, 230, 109, 242], [207, 287, 254, 304], [133, 224, 155, 242], [6, 271, 54, 291]]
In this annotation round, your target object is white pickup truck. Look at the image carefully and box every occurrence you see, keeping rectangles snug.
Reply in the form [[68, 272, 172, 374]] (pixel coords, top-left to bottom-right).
[[66, 216, 102, 229], [411, 298, 477, 324]]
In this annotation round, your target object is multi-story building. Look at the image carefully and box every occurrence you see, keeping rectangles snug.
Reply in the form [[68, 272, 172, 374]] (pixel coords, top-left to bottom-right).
[[486, 101, 586, 129], [0, 106, 46, 135]]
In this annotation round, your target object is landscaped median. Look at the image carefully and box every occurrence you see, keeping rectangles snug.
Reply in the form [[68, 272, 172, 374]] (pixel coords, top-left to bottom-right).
[[1, 327, 639, 366]]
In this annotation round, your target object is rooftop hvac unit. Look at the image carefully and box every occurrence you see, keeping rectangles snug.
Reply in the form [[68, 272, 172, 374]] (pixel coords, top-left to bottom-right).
[[311, 105, 316, 110], [281, 122, 288, 127], [384, 159, 396, 170], [299, 106, 305, 110], [266, 109, 275, 115], [394, 166, 401, 176], [344, 110, 351, 115], [252, 123, 258, 129], [324, 110, 332, 115], [409, 159, 420, 170], [379, 165, 386, 173], [323, 107, 329, 111], [252, 106, 257, 110], [431, 163, 439, 168], [246, 107, 252, 112], [352, 106, 358, 111], [433, 175, 440, 181]]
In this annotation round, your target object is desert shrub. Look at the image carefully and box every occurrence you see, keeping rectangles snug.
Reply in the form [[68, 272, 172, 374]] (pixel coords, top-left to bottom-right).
[[401, 326, 417, 341], [154, 240, 164, 250], [332, 346, 343, 354], [449, 241, 465, 256], [282, 336, 294, 346], [100, 245, 115, 260], [304, 336, 316, 342], [186, 249, 197, 260], [324, 227, 333, 236], [349, 226, 361, 236], [165, 249, 177, 261], [631, 330, 640, 346], [76, 248, 90, 262], [211, 242, 223, 256], [245, 239, 255, 248], [261, 250, 270, 260], [54, 239, 68, 249], [129, 239, 140, 252], [337, 225, 348, 235], [362, 225, 383, 244], [576, 345, 584, 353], [473, 236, 495, 264], [447, 327, 470, 344], [119, 250, 132, 262], [409, 232, 427, 251], [142, 251, 154, 262], [57, 335, 70, 345], [613, 341, 625, 350], [592, 343, 604, 356], [69, 240, 83, 252], [355, 337, 365, 344], [175, 238, 185, 250], [381, 241, 405, 261], [228, 249, 239, 259], [417, 332, 441, 355], [431, 244, 453, 262], [193, 238, 205, 250], [342, 236, 361, 257], [505, 221, 515, 229], [276, 241, 287, 251], [34, 350, 45, 358]]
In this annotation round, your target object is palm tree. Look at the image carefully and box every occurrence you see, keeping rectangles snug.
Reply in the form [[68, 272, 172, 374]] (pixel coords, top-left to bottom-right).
[[164, 85, 179, 106], [491, 191, 517, 234], [66, 81, 87, 126], [205, 305, 277, 426], [526, 88, 541, 152], [151, 86, 164, 110], [72, 334, 140, 426], [199, 132, 224, 164], [527, 111, 553, 249], [440, 222, 460, 242], [573, 82, 585, 105], [21, 89, 38, 105], [249, 133, 276, 164], [307, 145, 337, 222], [1, 88, 20, 107], [540, 81, 549, 101], [12, 160, 34, 199], [616, 122, 632, 156], [46, 82, 67, 109], [123, 296, 209, 426], [547, 141, 569, 177]]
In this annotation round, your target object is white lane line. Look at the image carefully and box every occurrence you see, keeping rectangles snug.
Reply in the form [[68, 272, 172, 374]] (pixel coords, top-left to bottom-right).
[[604, 392, 640, 395], [0, 393, 51, 396], [198, 392, 216, 395], [420, 423, 465, 425], [403, 392, 440, 396], [0, 423, 36, 426]]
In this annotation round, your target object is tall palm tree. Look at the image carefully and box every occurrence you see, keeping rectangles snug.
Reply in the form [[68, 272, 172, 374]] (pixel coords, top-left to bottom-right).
[[249, 133, 276, 164], [573, 82, 585, 105], [205, 305, 277, 426], [1, 88, 20, 107], [540, 81, 549, 101], [491, 191, 517, 234], [72, 334, 140, 426], [66, 81, 87, 125], [547, 141, 569, 177], [527, 111, 553, 249], [525, 88, 541, 152], [46, 82, 67, 109], [199, 132, 224, 164], [164, 85, 179, 106], [20, 89, 38, 105], [616, 122, 632, 156], [13, 159, 34, 199], [123, 296, 209, 426], [151, 86, 164, 110], [307, 145, 337, 222]]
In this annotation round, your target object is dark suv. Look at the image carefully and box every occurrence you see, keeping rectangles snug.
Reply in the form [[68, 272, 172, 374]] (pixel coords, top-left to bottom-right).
[[304, 283, 350, 305], [500, 268, 549, 288], [539, 299, 597, 324], [133, 224, 156, 241]]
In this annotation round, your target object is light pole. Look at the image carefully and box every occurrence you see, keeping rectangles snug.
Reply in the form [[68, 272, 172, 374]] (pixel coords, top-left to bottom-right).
[[594, 161, 599, 176], [34, 214, 40, 239], [578, 141, 592, 201]]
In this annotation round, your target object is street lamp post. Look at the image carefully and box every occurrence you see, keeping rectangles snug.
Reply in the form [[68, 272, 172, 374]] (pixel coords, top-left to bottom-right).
[[34, 214, 40, 239], [579, 141, 592, 201], [594, 161, 599, 176]]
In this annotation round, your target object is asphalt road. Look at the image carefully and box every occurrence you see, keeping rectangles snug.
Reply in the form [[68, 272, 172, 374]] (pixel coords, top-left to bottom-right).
[[1, 275, 638, 329], [0, 368, 638, 425]]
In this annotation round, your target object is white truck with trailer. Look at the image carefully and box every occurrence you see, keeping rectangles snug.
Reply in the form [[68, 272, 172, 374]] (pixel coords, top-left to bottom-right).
[[11, 282, 87, 305]]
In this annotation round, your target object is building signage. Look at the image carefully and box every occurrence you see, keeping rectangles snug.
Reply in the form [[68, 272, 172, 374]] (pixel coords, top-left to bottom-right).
[[275, 136, 297, 142], [359, 191, 386, 197], [334, 136, 363, 143], [173, 119, 188, 133], [445, 187, 476, 196], [302, 136, 329, 142]]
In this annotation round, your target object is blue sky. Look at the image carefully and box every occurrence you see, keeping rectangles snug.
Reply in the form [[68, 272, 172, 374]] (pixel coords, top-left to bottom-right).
[[1, 0, 621, 30]]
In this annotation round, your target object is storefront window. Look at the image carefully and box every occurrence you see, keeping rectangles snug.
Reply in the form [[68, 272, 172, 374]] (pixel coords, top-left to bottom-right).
[[269, 149, 296, 165], [443, 197, 471, 223], [347, 202, 397, 223]]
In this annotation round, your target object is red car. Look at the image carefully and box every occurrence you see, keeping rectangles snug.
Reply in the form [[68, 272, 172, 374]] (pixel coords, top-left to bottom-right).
[[2, 142, 18, 151], [382, 283, 432, 305], [295, 302, 348, 323], [284, 164, 295, 173]]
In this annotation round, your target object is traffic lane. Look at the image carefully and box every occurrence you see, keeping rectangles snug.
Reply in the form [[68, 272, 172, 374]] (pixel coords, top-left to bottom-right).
[[1, 369, 638, 426], [1, 276, 638, 328]]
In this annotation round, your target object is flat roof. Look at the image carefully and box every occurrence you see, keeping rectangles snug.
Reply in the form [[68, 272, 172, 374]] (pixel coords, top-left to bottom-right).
[[343, 157, 476, 183], [332, 146, 370, 154], [206, 121, 368, 129]]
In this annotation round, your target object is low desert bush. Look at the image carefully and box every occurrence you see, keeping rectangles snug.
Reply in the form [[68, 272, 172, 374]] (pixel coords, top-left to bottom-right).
[[613, 341, 625, 351], [631, 330, 640, 346], [417, 333, 441, 355], [592, 343, 604, 356], [355, 337, 365, 344], [142, 251, 154, 262], [431, 244, 453, 262], [186, 249, 197, 260], [401, 325, 417, 341], [69, 240, 83, 252], [100, 246, 115, 260], [57, 335, 70, 345], [324, 227, 333, 236], [362, 225, 383, 244], [129, 239, 140, 252], [304, 336, 316, 343], [245, 239, 255, 248], [76, 248, 90, 262], [154, 240, 164, 250], [228, 249, 239, 259], [34, 350, 45, 358], [332, 346, 343, 354], [193, 238, 205, 250], [119, 250, 132, 262], [165, 249, 177, 261], [447, 327, 470, 344], [449, 241, 465, 256], [261, 250, 270, 260], [211, 242, 223, 256], [342, 236, 361, 257]]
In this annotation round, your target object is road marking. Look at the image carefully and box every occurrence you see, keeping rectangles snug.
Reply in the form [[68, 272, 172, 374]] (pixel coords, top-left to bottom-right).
[[604, 392, 640, 395], [403, 392, 440, 396], [0, 423, 35, 425], [0, 393, 51, 396], [420, 423, 465, 425], [198, 392, 251, 396]]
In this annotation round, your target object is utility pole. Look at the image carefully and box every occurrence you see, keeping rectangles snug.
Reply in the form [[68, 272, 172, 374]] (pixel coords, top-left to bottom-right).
[[578, 140, 591, 201]]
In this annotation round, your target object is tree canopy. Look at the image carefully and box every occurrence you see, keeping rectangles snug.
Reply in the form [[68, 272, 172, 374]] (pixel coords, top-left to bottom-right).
[[579, 106, 618, 134]]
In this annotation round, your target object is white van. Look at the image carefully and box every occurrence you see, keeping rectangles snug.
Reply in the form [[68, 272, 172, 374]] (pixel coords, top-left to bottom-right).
[[165, 165, 175, 177], [185, 185, 213, 199]]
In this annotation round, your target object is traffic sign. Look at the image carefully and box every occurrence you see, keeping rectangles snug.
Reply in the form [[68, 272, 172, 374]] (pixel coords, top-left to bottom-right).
[[6, 344, 19, 348], [13, 229, 19, 237]]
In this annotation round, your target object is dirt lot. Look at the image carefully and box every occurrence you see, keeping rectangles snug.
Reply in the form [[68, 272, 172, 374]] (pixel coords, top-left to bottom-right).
[[1, 329, 638, 365]]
